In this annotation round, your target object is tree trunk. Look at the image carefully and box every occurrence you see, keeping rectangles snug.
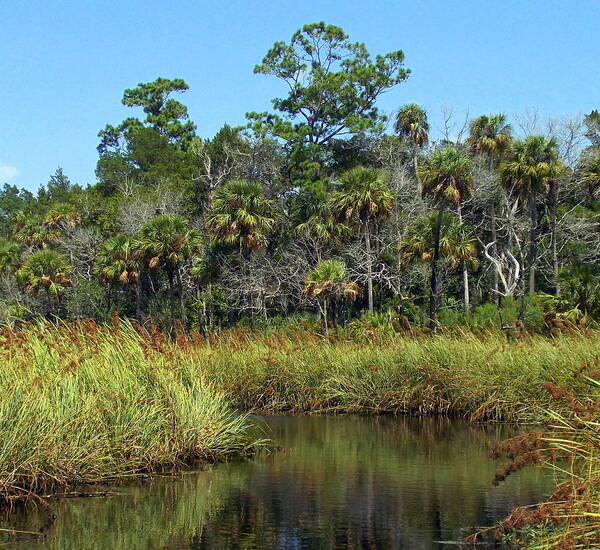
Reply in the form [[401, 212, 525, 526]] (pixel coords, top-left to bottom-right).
[[490, 201, 499, 303], [322, 298, 328, 335], [135, 278, 142, 321], [167, 268, 176, 328], [549, 184, 560, 297], [528, 194, 538, 295], [414, 153, 420, 181], [176, 268, 187, 325], [463, 268, 470, 313], [457, 204, 470, 313], [364, 220, 374, 314], [429, 207, 445, 331]]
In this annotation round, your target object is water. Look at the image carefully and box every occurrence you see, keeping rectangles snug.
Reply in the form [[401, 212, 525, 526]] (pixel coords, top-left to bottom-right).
[[1, 416, 552, 550]]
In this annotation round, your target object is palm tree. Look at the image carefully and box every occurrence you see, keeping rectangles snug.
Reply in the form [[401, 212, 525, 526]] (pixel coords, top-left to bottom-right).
[[329, 167, 394, 313], [16, 250, 72, 309], [467, 114, 512, 301], [303, 259, 360, 333], [96, 234, 144, 320], [400, 213, 479, 313], [141, 214, 201, 326], [467, 114, 512, 163], [0, 238, 22, 274], [13, 214, 60, 250], [394, 103, 429, 176], [206, 180, 276, 260], [44, 202, 82, 229], [500, 136, 560, 294], [419, 146, 473, 328], [580, 150, 600, 206], [293, 193, 350, 261]]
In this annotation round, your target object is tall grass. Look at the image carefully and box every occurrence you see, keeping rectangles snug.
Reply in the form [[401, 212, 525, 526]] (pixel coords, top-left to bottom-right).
[[471, 378, 600, 549], [1, 320, 598, 504], [189, 326, 600, 421], [0, 320, 259, 501]]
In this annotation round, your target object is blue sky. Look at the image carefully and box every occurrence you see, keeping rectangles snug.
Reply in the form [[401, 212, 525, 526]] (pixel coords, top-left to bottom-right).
[[1, 0, 598, 191]]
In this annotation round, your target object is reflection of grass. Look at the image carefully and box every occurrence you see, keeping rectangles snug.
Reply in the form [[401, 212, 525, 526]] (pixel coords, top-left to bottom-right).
[[0, 321, 259, 502], [0, 417, 551, 550]]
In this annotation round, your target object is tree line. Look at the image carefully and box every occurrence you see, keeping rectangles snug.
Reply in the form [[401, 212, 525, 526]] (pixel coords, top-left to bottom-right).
[[0, 22, 598, 331]]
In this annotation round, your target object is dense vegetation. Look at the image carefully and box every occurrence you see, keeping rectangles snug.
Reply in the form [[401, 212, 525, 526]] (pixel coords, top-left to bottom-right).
[[0, 320, 597, 503], [0, 321, 259, 503], [1, 21, 599, 549], [0, 22, 598, 332]]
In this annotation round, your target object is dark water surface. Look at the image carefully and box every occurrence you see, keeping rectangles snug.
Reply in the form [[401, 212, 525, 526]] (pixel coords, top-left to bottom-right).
[[1, 416, 552, 550]]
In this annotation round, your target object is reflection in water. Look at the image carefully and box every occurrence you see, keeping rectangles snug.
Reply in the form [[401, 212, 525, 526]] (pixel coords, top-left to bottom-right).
[[1, 416, 551, 550]]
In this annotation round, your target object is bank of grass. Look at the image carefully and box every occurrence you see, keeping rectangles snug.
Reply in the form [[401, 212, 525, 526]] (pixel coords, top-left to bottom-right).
[[1, 320, 599, 507], [192, 325, 600, 421], [0, 321, 259, 502]]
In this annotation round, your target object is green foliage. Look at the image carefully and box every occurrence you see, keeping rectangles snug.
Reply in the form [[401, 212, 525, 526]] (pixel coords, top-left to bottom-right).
[[248, 22, 408, 189], [206, 180, 276, 252], [537, 265, 600, 323], [16, 249, 72, 301], [466, 113, 512, 160], [329, 166, 394, 223], [304, 259, 359, 301], [64, 278, 108, 321], [500, 135, 561, 200], [0, 237, 22, 273], [439, 297, 545, 332], [394, 103, 429, 148], [580, 149, 600, 200], [400, 212, 478, 271], [420, 146, 473, 206], [141, 214, 201, 271]]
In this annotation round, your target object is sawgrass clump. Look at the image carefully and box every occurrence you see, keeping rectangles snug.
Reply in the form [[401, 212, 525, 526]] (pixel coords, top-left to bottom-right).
[[0, 320, 258, 502]]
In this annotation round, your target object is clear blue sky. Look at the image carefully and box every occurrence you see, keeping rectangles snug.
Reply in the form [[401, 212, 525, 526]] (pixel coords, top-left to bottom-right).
[[1, 0, 598, 191]]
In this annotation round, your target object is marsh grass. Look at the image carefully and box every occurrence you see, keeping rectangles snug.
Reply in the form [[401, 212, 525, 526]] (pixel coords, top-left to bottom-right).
[[188, 325, 600, 421], [0, 320, 259, 502], [469, 377, 600, 549], [0, 320, 598, 506]]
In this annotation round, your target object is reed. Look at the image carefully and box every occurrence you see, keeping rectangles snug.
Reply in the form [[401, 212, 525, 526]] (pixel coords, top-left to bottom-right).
[[188, 326, 600, 421], [469, 377, 600, 549], [1, 320, 598, 505], [0, 320, 259, 501]]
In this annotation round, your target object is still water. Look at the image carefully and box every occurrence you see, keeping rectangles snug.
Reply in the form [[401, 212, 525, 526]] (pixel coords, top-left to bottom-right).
[[1, 416, 552, 550]]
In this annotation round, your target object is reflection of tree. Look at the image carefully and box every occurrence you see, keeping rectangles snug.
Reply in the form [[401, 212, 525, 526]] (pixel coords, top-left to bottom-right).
[[1, 417, 551, 550]]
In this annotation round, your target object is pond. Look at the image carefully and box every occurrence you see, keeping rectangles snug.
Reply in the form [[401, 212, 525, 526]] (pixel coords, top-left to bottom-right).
[[1, 416, 552, 550]]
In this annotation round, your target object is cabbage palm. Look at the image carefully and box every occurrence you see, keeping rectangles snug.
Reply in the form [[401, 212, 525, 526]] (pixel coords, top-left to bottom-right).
[[500, 136, 561, 294], [13, 214, 60, 250], [206, 180, 276, 260], [329, 167, 394, 313], [303, 259, 360, 333], [400, 213, 478, 313], [96, 234, 144, 320], [0, 238, 22, 274], [394, 103, 429, 176], [466, 114, 512, 165], [400, 213, 478, 270], [580, 151, 600, 205], [466, 114, 512, 302], [293, 194, 350, 261], [419, 146, 473, 328], [44, 202, 82, 229], [16, 250, 72, 307], [141, 214, 201, 325]]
